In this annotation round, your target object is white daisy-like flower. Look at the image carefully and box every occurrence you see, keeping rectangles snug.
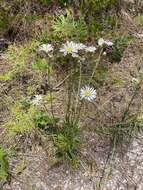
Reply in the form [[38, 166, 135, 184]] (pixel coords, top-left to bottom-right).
[[80, 86, 97, 101], [103, 51, 107, 55], [85, 46, 97, 53], [98, 38, 105, 46], [60, 41, 79, 57], [31, 95, 43, 106], [76, 43, 87, 50], [38, 44, 53, 53], [104, 40, 113, 46], [98, 38, 113, 46]]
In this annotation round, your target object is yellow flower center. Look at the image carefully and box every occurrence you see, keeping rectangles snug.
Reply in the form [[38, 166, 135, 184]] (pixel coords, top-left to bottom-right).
[[84, 90, 92, 97], [66, 47, 72, 53]]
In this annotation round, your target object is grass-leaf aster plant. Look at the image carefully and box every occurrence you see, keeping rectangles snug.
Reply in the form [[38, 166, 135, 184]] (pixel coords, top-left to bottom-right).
[[0, 2, 143, 189]]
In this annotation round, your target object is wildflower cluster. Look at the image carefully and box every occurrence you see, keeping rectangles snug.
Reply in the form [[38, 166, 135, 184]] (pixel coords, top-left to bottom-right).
[[38, 39, 113, 58], [37, 39, 114, 102], [38, 41, 97, 58]]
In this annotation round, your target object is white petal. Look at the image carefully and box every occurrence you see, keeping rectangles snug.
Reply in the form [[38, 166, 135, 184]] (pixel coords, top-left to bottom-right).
[[98, 38, 105, 46], [104, 40, 113, 46]]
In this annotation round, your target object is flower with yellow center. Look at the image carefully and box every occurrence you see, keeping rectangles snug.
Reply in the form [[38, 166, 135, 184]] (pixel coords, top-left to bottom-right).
[[80, 86, 97, 101], [38, 44, 53, 53], [85, 46, 96, 53], [66, 47, 73, 53], [59, 41, 81, 57]]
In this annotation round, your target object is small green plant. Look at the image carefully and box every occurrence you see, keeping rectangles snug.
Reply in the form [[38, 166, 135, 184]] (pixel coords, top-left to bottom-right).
[[7, 41, 39, 66], [53, 120, 81, 166], [52, 10, 87, 40], [106, 35, 131, 63], [0, 147, 9, 187], [34, 111, 59, 132], [0, 71, 14, 81], [5, 103, 37, 136], [32, 58, 52, 74], [20, 97, 31, 110], [0, 41, 40, 81]]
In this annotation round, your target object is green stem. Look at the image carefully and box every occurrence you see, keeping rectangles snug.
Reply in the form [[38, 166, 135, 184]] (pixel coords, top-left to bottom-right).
[[89, 48, 103, 85]]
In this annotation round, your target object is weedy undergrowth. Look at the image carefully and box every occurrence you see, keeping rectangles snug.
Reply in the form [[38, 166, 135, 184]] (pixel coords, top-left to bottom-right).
[[32, 58, 52, 73], [52, 9, 87, 41], [5, 103, 36, 136], [34, 111, 59, 133], [53, 119, 81, 167], [0, 147, 9, 189], [0, 41, 40, 81], [106, 35, 132, 63], [80, 0, 118, 13], [110, 75, 143, 156]]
